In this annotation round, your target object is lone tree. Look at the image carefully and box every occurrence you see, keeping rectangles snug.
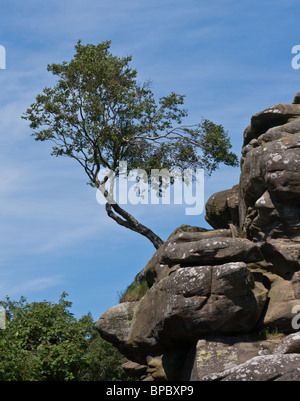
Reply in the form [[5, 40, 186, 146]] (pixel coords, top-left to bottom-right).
[[23, 40, 238, 249]]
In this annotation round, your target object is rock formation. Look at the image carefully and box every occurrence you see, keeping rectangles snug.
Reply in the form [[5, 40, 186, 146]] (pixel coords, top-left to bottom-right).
[[96, 93, 300, 381]]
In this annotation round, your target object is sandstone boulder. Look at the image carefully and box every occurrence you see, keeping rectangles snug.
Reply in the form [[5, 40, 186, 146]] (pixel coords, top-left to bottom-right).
[[95, 301, 140, 362], [261, 271, 300, 331], [161, 237, 263, 266], [96, 92, 300, 381], [183, 335, 282, 381], [96, 262, 268, 362], [134, 226, 234, 287], [273, 332, 300, 354], [205, 185, 239, 229], [238, 97, 300, 276], [202, 354, 300, 381], [243, 103, 300, 147]]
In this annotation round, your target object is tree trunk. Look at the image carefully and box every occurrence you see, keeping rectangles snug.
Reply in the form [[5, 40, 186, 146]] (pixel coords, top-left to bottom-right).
[[105, 202, 164, 250], [96, 174, 164, 249]]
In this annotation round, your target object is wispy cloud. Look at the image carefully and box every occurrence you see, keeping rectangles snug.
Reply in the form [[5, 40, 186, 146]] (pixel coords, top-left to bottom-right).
[[0, 0, 299, 317], [0, 275, 64, 299]]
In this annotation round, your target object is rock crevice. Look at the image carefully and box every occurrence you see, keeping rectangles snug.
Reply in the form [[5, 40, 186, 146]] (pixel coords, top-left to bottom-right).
[[96, 92, 300, 381]]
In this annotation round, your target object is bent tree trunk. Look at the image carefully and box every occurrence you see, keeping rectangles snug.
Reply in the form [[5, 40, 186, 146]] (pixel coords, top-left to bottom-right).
[[96, 174, 164, 249], [105, 202, 164, 250]]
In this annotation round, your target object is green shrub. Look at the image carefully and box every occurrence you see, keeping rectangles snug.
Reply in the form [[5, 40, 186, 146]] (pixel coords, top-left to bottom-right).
[[0, 293, 131, 381], [119, 279, 150, 303]]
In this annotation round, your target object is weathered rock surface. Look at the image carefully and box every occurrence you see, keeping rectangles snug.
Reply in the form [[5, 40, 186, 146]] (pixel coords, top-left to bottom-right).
[[122, 361, 148, 379], [258, 270, 300, 331], [205, 185, 239, 229], [134, 225, 234, 286], [96, 93, 300, 381], [128, 263, 267, 351], [238, 102, 300, 277], [203, 354, 300, 381], [182, 332, 300, 381], [182, 335, 283, 381], [161, 237, 263, 266], [273, 332, 300, 354], [95, 301, 139, 361]]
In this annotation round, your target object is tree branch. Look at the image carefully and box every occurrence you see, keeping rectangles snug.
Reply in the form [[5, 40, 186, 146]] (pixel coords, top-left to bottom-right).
[[105, 202, 164, 250]]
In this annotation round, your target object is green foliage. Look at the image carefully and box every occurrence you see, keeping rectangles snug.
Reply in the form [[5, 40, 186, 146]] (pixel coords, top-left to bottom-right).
[[0, 293, 130, 381], [119, 279, 150, 303], [259, 327, 283, 340], [23, 40, 238, 185], [22, 40, 239, 249], [80, 332, 132, 381]]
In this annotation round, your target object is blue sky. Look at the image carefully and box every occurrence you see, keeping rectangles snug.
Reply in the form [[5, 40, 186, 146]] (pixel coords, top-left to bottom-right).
[[0, 0, 300, 320]]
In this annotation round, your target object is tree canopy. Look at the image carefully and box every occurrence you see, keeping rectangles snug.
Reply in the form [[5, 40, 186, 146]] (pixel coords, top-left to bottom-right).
[[23, 40, 239, 248]]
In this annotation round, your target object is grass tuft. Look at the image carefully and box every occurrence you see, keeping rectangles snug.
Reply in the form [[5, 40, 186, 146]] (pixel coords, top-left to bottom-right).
[[118, 279, 150, 303]]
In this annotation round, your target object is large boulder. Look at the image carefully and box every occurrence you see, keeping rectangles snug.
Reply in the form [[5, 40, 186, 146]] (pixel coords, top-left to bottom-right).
[[203, 354, 300, 381], [134, 225, 233, 287], [95, 301, 140, 362], [182, 334, 282, 381], [243, 103, 300, 147], [95, 92, 300, 381], [237, 98, 300, 277], [240, 127, 300, 212], [184, 332, 300, 381], [260, 270, 300, 331], [161, 237, 263, 266], [96, 261, 268, 362]]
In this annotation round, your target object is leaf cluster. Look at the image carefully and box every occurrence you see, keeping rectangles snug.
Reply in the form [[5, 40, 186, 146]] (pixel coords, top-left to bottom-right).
[[23, 40, 239, 188], [0, 293, 129, 381]]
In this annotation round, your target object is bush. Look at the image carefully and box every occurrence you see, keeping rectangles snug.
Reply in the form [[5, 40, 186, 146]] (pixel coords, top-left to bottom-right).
[[80, 332, 131, 381], [0, 293, 131, 381]]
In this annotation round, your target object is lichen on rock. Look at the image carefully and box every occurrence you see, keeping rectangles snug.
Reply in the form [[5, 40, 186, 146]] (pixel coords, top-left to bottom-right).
[[96, 92, 300, 381]]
